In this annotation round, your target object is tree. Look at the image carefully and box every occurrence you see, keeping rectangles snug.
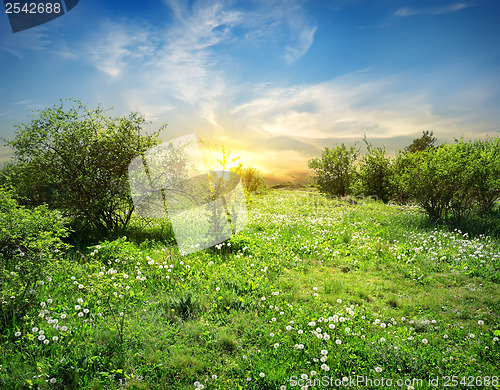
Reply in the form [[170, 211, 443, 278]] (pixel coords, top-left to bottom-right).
[[393, 131, 438, 203], [405, 130, 437, 153], [308, 143, 359, 197], [0, 186, 69, 330], [5, 99, 161, 231], [231, 163, 266, 194], [211, 144, 266, 195], [396, 137, 500, 222], [215, 144, 241, 174], [0, 162, 17, 188], [356, 137, 394, 203], [454, 137, 500, 215]]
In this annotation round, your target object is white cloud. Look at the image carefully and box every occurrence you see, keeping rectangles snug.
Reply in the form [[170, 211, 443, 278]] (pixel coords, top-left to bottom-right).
[[135, 0, 317, 124], [147, 1, 241, 107], [30, 0, 317, 130], [229, 71, 483, 148], [85, 21, 155, 78], [0, 26, 52, 59], [122, 91, 175, 123], [217, 69, 499, 182], [284, 25, 317, 64], [395, 3, 470, 17]]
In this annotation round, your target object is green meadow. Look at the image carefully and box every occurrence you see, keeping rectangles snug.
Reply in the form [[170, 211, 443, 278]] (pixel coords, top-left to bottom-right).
[[1, 189, 499, 389]]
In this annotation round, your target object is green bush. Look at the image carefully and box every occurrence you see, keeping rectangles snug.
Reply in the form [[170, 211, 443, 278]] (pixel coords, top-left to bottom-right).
[[5, 99, 161, 231], [87, 236, 143, 267], [395, 137, 500, 222], [404, 130, 437, 153], [0, 187, 70, 330], [355, 138, 394, 203], [234, 166, 267, 194], [308, 143, 359, 196], [465, 138, 500, 214]]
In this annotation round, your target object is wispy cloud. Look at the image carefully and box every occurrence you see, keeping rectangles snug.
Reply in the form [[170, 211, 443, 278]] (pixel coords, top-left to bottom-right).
[[121, 90, 175, 122], [146, 0, 241, 107], [18, 0, 318, 125], [284, 24, 317, 64], [85, 21, 155, 79], [395, 3, 470, 17], [131, 0, 316, 123], [0, 27, 53, 59], [229, 70, 484, 152], [217, 69, 497, 182]]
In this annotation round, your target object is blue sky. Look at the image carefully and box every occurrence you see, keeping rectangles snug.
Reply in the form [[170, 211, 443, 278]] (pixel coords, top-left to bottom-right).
[[1, 0, 499, 183]]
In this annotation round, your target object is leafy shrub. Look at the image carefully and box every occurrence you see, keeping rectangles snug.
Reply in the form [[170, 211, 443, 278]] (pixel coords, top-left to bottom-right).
[[404, 130, 437, 153], [5, 99, 161, 231], [0, 187, 70, 330], [465, 138, 500, 214], [87, 236, 143, 267], [308, 143, 359, 196], [235, 166, 267, 194], [396, 137, 500, 222], [355, 138, 394, 203]]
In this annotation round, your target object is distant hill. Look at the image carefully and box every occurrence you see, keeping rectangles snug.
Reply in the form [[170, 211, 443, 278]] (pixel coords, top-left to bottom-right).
[[270, 181, 309, 190]]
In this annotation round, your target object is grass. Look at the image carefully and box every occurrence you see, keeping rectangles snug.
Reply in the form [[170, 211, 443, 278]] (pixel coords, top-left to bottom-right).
[[1, 189, 499, 389]]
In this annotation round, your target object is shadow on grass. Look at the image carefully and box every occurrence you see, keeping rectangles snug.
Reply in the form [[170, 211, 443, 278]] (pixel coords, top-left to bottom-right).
[[66, 217, 177, 250], [393, 207, 500, 238], [440, 209, 500, 238]]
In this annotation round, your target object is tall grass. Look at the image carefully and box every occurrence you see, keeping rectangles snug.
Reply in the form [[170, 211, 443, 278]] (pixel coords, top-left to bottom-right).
[[1, 190, 499, 389]]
